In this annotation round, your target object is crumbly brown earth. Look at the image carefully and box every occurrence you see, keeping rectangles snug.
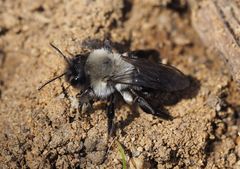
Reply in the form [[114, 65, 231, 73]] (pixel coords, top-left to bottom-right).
[[0, 0, 239, 168]]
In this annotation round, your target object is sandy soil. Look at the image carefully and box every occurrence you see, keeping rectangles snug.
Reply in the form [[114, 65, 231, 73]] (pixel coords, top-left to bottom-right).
[[0, 0, 239, 168]]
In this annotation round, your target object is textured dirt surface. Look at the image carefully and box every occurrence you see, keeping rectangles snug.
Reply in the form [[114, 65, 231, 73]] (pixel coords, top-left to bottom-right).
[[0, 0, 239, 168]]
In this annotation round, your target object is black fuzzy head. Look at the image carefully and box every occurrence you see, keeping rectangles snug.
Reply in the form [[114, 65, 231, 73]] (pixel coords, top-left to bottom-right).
[[38, 44, 89, 91], [65, 55, 88, 88]]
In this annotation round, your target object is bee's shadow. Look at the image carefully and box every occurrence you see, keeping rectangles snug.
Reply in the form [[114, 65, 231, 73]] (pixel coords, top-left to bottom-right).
[[150, 76, 200, 106]]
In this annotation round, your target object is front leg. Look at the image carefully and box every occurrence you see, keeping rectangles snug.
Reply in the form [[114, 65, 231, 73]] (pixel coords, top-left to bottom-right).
[[76, 88, 95, 113]]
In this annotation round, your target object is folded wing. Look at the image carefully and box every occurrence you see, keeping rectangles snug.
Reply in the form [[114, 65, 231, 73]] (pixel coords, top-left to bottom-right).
[[109, 56, 190, 92]]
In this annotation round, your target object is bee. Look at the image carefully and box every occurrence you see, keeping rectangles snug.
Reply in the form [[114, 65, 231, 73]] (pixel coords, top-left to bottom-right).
[[39, 40, 189, 135]]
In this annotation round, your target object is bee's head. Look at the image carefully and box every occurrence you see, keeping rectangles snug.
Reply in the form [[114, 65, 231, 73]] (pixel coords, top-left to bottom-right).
[[38, 44, 88, 91], [65, 56, 88, 88]]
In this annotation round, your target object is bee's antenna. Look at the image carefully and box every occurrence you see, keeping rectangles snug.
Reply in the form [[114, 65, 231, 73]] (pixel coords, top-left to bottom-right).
[[38, 72, 67, 91], [50, 43, 71, 65]]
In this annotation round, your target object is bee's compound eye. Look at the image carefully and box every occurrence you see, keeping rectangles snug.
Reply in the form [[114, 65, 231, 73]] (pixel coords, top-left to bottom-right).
[[70, 77, 78, 85], [69, 75, 86, 87]]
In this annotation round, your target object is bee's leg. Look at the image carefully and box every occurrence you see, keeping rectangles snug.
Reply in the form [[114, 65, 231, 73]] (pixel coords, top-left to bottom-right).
[[131, 90, 172, 120], [134, 96, 155, 114], [80, 99, 94, 114], [106, 94, 115, 136], [76, 88, 94, 114]]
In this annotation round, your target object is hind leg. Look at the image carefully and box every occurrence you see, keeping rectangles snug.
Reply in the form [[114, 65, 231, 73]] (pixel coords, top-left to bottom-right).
[[130, 89, 173, 120]]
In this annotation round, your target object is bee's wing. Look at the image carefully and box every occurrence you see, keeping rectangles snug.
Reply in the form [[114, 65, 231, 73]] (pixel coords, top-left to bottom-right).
[[110, 57, 190, 92]]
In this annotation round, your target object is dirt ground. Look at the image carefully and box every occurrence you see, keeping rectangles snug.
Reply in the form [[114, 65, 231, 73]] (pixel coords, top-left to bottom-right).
[[0, 0, 240, 168]]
